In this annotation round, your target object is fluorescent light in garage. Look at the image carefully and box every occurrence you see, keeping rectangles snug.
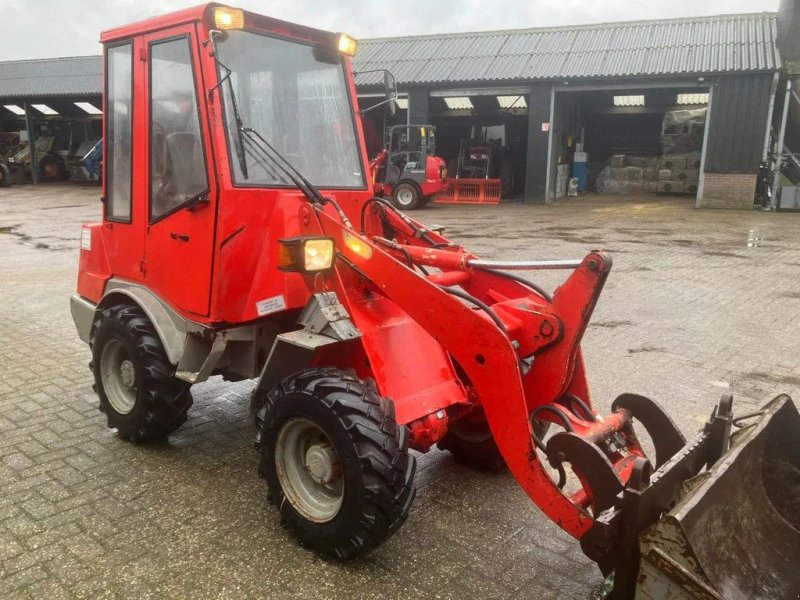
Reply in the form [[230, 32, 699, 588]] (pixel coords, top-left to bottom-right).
[[3, 104, 25, 115], [31, 104, 58, 115], [395, 97, 408, 109], [444, 97, 473, 110], [613, 95, 645, 107], [677, 93, 709, 105], [497, 95, 526, 109], [74, 102, 102, 115]]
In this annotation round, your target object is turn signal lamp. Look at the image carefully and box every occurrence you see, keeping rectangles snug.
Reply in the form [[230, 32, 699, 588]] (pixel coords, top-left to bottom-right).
[[214, 7, 244, 30], [278, 237, 335, 272], [337, 33, 358, 57], [343, 231, 373, 259]]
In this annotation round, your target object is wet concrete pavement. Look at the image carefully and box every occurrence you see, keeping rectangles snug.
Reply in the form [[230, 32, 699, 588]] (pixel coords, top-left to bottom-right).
[[1, 185, 799, 598]]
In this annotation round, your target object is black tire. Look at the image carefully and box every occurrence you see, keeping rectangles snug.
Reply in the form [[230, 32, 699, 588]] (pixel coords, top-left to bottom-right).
[[90, 304, 192, 442], [0, 164, 10, 188], [438, 417, 506, 471], [391, 182, 421, 210], [39, 155, 64, 182], [439, 415, 550, 472], [258, 368, 416, 559]]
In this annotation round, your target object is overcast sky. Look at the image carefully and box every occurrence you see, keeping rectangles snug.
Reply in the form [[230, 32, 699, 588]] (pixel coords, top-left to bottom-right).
[[0, 0, 779, 61]]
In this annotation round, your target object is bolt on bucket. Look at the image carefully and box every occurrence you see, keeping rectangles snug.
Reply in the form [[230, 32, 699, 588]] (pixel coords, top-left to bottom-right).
[[636, 395, 800, 600]]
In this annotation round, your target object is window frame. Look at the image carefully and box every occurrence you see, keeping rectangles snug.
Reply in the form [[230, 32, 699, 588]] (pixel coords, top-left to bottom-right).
[[104, 40, 134, 224], [216, 30, 368, 192], [147, 33, 210, 225]]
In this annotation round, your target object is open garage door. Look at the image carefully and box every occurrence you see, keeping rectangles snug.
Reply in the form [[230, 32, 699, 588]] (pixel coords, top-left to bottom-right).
[[548, 84, 711, 203]]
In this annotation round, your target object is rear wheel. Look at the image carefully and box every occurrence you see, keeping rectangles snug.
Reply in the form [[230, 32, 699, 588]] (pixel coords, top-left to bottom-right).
[[391, 182, 421, 210], [90, 304, 192, 442], [258, 368, 416, 559], [439, 412, 550, 472]]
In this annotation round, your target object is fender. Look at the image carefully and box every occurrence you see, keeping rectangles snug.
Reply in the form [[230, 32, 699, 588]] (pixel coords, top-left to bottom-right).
[[96, 279, 205, 365]]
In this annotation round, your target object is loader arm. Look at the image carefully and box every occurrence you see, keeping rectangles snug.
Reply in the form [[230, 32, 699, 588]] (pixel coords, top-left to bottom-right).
[[309, 205, 597, 536]]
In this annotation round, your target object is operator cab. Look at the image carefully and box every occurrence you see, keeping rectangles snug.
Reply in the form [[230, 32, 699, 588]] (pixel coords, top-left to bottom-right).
[[91, 4, 372, 324]]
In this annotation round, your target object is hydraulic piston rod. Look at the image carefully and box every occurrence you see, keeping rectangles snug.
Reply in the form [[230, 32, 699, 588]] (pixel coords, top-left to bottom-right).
[[469, 259, 584, 270]]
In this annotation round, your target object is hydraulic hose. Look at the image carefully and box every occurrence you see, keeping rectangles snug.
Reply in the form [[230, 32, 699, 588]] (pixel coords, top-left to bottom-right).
[[440, 286, 508, 334]]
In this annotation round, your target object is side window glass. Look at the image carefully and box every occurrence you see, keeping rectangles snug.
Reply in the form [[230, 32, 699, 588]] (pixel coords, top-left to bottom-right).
[[149, 37, 208, 222], [106, 43, 132, 221]]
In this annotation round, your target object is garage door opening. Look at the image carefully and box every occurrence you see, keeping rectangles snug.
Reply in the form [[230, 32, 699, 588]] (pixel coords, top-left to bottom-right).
[[429, 92, 529, 201], [548, 86, 710, 202]]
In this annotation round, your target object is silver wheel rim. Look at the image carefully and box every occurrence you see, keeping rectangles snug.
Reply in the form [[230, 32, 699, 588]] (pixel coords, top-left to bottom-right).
[[396, 187, 415, 207], [275, 417, 344, 523], [100, 338, 137, 415]]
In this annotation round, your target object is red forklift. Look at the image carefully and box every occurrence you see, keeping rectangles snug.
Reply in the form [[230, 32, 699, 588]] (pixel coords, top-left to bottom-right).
[[368, 124, 447, 209], [69, 5, 799, 597]]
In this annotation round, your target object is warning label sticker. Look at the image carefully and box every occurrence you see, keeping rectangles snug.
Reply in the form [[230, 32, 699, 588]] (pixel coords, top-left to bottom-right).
[[255, 294, 287, 316], [80, 228, 92, 251]]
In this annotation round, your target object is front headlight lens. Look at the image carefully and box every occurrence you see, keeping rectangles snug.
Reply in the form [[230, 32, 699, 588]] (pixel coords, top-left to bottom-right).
[[278, 237, 335, 273], [304, 239, 334, 271]]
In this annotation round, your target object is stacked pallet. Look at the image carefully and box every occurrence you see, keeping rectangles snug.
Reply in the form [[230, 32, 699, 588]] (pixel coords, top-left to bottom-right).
[[655, 154, 701, 195], [596, 153, 701, 195]]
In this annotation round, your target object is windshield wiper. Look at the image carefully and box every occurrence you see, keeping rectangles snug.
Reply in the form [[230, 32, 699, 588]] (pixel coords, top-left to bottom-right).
[[240, 129, 353, 227], [241, 128, 325, 204], [209, 56, 249, 180]]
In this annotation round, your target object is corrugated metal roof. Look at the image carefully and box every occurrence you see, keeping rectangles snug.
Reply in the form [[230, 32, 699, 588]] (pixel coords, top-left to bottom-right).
[[0, 56, 102, 98], [0, 12, 780, 99], [354, 12, 780, 87]]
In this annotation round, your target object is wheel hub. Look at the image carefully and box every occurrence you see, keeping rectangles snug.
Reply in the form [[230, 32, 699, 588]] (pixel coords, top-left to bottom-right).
[[398, 188, 413, 205], [305, 443, 339, 484], [99, 339, 137, 415], [275, 417, 344, 523], [119, 360, 136, 388]]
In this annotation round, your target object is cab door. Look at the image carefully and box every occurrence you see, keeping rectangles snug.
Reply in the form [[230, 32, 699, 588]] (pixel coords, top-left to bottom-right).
[[143, 25, 216, 318], [102, 39, 146, 281]]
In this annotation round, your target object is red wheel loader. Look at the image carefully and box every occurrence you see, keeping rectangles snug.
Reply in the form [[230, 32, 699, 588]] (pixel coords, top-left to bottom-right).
[[368, 124, 448, 210], [70, 5, 800, 597]]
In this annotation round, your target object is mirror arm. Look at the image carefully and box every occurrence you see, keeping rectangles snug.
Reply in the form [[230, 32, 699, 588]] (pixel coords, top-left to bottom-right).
[[359, 97, 398, 116]]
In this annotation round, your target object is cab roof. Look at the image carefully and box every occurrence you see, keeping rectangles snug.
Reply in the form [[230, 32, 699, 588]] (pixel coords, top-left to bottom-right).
[[100, 3, 337, 47]]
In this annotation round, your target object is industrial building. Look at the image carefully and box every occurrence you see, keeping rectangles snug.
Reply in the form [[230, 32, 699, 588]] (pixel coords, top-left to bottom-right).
[[0, 8, 793, 209]]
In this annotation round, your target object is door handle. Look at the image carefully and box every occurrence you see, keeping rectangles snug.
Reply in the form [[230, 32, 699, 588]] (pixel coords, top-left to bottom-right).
[[170, 232, 190, 242]]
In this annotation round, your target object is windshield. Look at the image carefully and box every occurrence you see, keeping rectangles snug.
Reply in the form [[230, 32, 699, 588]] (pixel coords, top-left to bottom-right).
[[217, 30, 364, 189]]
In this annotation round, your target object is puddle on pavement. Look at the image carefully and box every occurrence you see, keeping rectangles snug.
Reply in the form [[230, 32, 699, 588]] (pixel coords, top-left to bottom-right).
[[0, 225, 14, 234], [703, 250, 747, 259], [746, 371, 800, 387], [747, 229, 764, 248], [590, 320, 635, 329], [627, 344, 667, 354]]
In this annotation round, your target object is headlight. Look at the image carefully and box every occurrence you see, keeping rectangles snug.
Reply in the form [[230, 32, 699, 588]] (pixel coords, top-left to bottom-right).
[[337, 33, 358, 57], [278, 237, 335, 273], [214, 7, 244, 30]]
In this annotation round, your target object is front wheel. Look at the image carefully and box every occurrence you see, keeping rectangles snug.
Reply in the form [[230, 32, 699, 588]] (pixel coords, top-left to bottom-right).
[[391, 182, 421, 210], [90, 304, 192, 442], [258, 368, 416, 559]]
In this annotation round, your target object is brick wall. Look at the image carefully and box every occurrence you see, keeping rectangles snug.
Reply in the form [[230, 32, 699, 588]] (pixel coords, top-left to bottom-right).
[[699, 172, 757, 209]]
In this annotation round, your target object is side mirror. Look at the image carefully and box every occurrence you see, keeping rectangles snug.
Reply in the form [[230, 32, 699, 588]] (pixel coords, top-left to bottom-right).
[[384, 71, 397, 116]]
